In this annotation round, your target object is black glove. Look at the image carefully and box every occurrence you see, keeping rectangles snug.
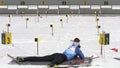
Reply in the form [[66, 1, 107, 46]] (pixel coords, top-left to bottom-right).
[[78, 45, 81, 48]]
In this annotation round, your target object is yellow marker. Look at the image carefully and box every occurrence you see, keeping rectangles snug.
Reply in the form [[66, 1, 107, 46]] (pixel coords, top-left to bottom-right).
[[60, 18, 64, 22], [99, 34, 105, 45], [96, 25, 100, 29], [94, 11, 96, 16], [52, 24, 55, 28], [37, 38, 41, 42], [6, 23, 8, 27], [99, 34, 103, 45], [96, 26, 98, 29], [6, 33, 12, 44], [6, 23, 10, 27], [94, 11, 97, 15], [62, 18, 64, 22], [2, 33, 12, 45]]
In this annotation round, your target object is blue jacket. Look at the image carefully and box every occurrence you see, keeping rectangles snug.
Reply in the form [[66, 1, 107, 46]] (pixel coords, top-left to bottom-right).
[[63, 43, 84, 60]]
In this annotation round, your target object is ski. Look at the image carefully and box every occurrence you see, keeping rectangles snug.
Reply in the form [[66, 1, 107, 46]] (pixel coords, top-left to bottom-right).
[[7, 54, 22, 65], [8, 55, 99, 67], [62, 56, 99, 68], [47, 57, 97, 68], [47, 64, 65, 68]]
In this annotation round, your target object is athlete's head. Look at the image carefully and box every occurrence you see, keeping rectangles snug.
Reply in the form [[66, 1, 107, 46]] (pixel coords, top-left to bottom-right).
[[73, 38, 80, 43], [73, 38, 81, 48]]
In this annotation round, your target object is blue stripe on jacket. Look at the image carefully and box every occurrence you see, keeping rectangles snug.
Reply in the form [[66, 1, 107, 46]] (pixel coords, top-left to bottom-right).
[[63, 44, 84, 60]]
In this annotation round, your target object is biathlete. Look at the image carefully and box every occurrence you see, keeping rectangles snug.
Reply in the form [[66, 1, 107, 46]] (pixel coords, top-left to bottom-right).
[[16, 38, 84, 67]]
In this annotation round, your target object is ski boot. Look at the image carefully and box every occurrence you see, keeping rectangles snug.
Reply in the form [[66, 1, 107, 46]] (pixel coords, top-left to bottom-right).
[[16, 57, 24, 62]]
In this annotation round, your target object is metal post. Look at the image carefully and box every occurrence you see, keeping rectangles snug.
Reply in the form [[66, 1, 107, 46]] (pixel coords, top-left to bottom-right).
[[61, 21, 63, 28], [52, 27, 54, 36], [97, 21, 99, 35], [37, 42, 39, 55], [101, 45, 103, 57], [26, 18, 29, 29], [7, 27, 9, 33], [66, 17, 68, 23], [26, 20, 27, 29], [66, 15, 68, 23], [9, 15, 11, 23], [38, 14, 39, 23], [37, 8, 39, 23], [45, 11, 48, 18]]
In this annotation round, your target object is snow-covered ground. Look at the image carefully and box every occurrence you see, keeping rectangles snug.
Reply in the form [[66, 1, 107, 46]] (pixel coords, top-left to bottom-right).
[[0, 14, 120, 68]]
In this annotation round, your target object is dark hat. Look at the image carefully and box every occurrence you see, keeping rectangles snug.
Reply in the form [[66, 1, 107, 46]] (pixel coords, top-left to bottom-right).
[[73, 38, 80, 42]]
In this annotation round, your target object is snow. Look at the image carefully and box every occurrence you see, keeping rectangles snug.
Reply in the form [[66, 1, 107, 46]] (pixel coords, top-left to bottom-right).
[[0, 14, 120, 68]]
